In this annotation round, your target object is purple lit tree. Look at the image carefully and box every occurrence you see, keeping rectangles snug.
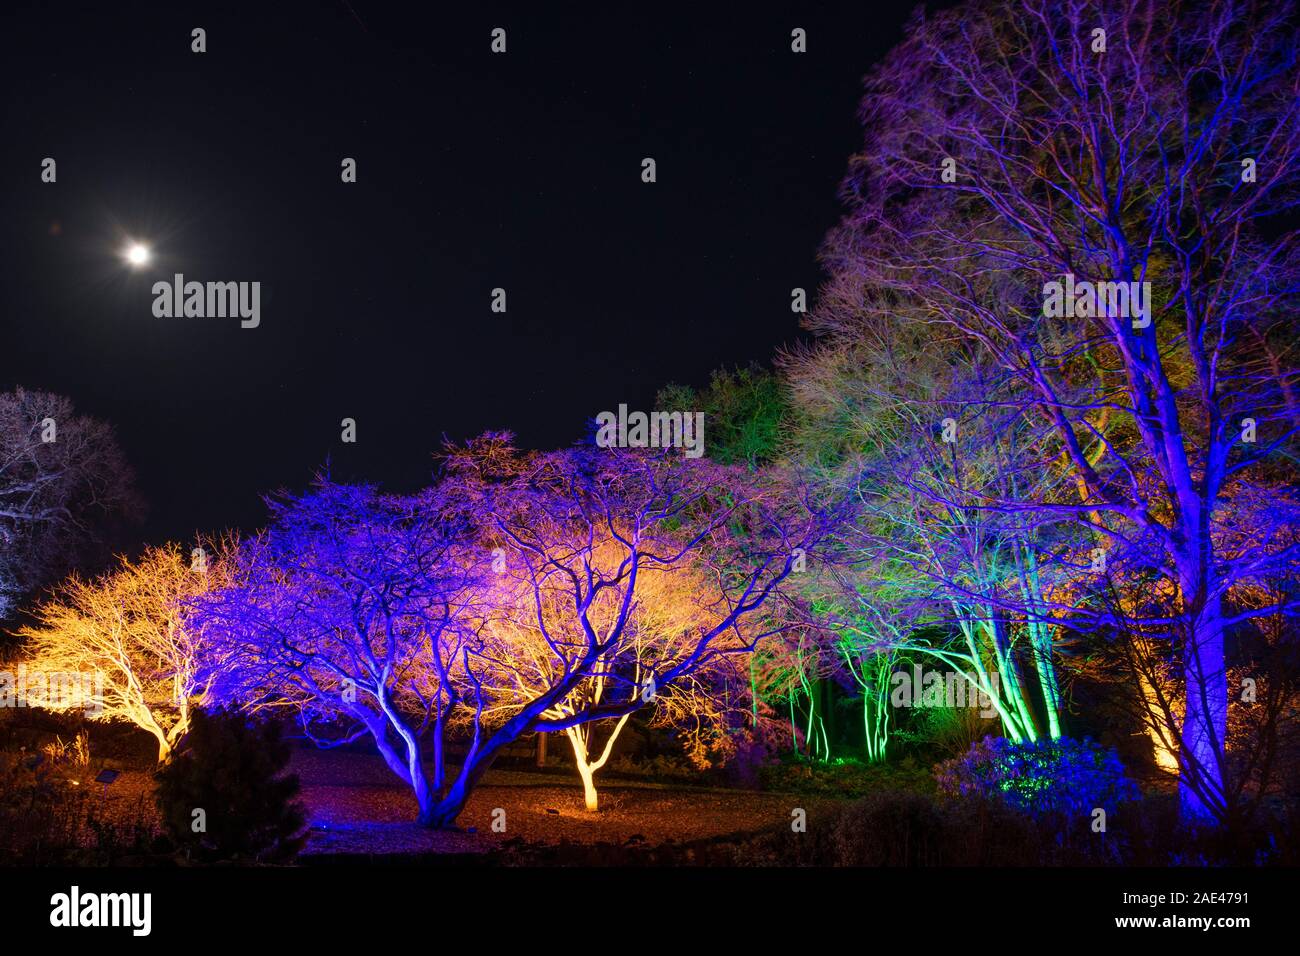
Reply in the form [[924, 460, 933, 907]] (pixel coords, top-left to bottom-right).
[[809, 0, 1300, 824], [425, 434, 832, 826], [199, 439, 831, 828], [196, 481, 487, 825]]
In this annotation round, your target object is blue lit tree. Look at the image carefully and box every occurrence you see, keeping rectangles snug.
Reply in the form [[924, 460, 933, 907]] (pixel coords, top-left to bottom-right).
[[807, 0, 1300, 824], [196, 481, 487, 826], [425, 435, 832, 826], [200, 439, 832, 828]]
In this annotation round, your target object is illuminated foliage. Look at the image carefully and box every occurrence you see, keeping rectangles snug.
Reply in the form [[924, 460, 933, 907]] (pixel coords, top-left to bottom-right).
[[655, 364, 789, 469], [935, 736, 1138, 817], [424, 435, 833, 826], [195, 438, 831, 828], [480, 539, 746, 810]]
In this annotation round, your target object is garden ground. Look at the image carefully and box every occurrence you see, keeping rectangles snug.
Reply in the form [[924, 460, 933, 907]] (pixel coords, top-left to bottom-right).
[[4, 738, 847, 860], [292, 749, 840, 856], [6, 715, 1296, 866]]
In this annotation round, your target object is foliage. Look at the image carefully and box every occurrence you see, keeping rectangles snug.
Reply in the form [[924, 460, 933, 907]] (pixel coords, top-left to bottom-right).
[[655, 364, 789, 468], [195, 437, 833, 827], [0, 749, 160, 865], [42, 730, 90, 769], [897, 703, 999, 760], [196, 481, 482, 825], [935, 736, 1138, 818], [788, 0, 1300, 824], [758, 754, 936, 798]]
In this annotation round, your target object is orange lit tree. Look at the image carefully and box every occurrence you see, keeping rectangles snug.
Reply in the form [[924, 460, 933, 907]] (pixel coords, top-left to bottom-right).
[[18, 541, 230, 762], [197, 439, 832, 828], [421, 434, 832, 827], [479, 539, 747, 811]]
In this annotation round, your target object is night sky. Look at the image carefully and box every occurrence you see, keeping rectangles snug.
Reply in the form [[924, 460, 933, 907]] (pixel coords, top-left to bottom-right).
[[1, 0, 923, 544]]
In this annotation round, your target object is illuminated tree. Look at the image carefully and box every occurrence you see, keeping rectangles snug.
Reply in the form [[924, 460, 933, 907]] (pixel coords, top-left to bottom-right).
[[0, 388, 141, 620], [196, 482, 485, 826], [199, 440, 833, 828], [479, 540, 745, 810], [425, 435, 832, 826], [18, 542, 228, 762], [748, 627, 838, 761], [657, 365, 814, 750], [811, 0, 1300, 823], [786, 324, 1070, 745], [655, 364, 789, 469]]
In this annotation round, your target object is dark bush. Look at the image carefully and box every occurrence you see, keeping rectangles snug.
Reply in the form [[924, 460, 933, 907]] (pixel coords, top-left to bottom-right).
[[154, 709, 307, 863]]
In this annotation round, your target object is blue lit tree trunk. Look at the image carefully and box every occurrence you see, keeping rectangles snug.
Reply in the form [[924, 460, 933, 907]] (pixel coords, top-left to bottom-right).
[[802, 0, 1300, 826]]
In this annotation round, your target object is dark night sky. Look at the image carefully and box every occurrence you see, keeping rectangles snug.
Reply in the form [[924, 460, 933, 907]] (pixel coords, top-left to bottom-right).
[[1, 0, 924, 545]]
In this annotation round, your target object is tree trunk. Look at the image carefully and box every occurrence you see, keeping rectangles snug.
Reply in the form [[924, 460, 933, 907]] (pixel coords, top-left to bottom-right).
[[412, 754, 436, 826], [1180, 593, 1227, 825], [370, 721, 437, 826], [428, 722, 519, 827], [565, 728, 601, 811]]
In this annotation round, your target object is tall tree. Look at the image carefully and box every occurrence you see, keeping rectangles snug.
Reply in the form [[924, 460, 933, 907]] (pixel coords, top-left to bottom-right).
[[812, 0, 1300, 823]]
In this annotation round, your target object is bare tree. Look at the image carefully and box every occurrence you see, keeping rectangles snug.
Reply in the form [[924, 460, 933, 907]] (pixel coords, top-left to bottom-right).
[[0, 388, 141, 618], [812, 0, 1300, 824], [18, 542, 228, 762], [424, 435, 834, 826], [478, 538, 745, 811], [197, 482, 485, 826]]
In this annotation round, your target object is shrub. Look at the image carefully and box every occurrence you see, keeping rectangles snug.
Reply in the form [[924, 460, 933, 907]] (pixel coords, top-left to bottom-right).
[[724, 789, 1046, 866], [935, 735, 1139, 817], [904, 704, 1000, 758], [826, 789, 948, 865], [0, 750, 159, 865], [759, 755, 936, 797], [154, 709, 307, 863], [42, 730, 91, 768]]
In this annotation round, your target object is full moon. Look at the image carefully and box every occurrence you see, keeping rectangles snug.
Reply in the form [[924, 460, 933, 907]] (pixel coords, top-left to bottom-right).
[[124, 242, 151, 267]]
